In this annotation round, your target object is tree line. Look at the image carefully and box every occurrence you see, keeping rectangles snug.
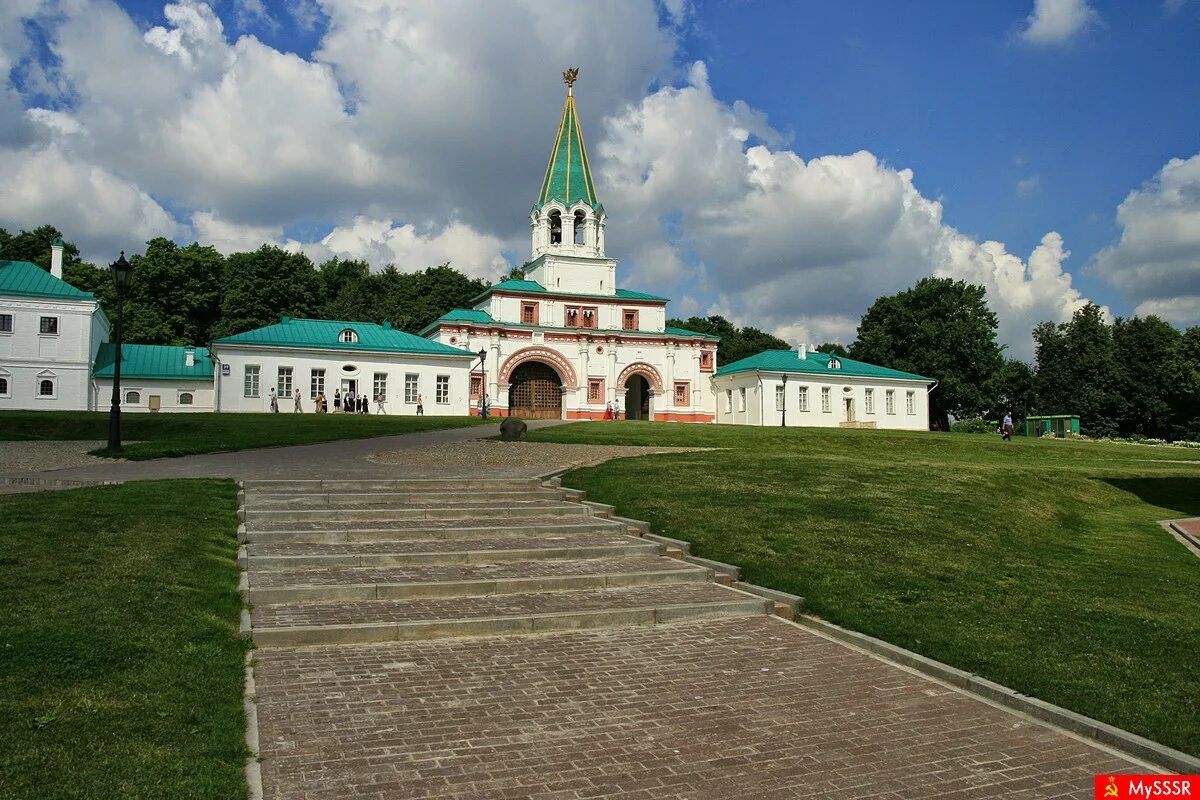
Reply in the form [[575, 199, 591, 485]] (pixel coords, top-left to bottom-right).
[[5, 224, 1197, 438]]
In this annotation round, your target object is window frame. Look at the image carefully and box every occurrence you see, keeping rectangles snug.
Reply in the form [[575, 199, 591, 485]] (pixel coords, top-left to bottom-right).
[[588, 378, 605, 403], [775, 383, 785, 412], [36, 370, 57, 399], [339, 328, 359, 343], [0, 313, 12, 334], [797, 386, 809, 413], [404, 373, 419, 404], [469, 373, 484, 400], [521, 302, 539, 325], [244, 365, 261, 398], [178, 391, 194, 405], [821, 386, 832, 413], [699, 351, 714, 372], [0, 369, 10, 398], [864, 388, 875, 414], [738, 387, 746, 412], [621, 308, 639, 331], [725, 389, 732, 413], [310, 368, 325, 399], [906, 390, 916, 415], [277, 366, 293, 398], [886, 389, 896, 415], [673, 381, 689, 407], [124, 390, 142, 405], [435, 374, 450, 404], [39, 316, 59, 336], [373, 372, 388, 400]]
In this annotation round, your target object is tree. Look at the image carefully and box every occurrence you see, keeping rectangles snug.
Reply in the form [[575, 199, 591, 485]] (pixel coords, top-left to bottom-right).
[[986, 359, 1036, 421], [850, 277, 1004, 428], [666, 315, 790, 365], [215, 246, 320, 338], [316, 258, 374, 323], [1033, 304, 1125, 437], [124, 238, 224, 345], [815, 342, 849, 357], [1111, 315, 1186, 439]]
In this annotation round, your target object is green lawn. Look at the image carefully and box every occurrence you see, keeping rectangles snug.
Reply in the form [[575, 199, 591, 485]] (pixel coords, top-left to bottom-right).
[[528, 422, 1200, 756], [0, 480, 246, 799], [0, 410, 491, 460]]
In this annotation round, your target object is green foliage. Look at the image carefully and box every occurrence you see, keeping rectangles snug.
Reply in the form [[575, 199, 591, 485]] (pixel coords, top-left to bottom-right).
[[529, 421, 1200, 756], [666, 314, 789, 364], [850, 277, 1004, 427], [1033, 304, 1124, 437], [125, 238, 224, 345], [815, 341, 849, 357], [0, 480, 246, 798], [949, 417, 997, 434], [985, 358, 1036, 421], [215, 245, 320, 338]]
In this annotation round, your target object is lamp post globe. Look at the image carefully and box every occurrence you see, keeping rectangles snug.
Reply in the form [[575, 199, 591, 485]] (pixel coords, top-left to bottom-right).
[[106, 252, 133, 452]]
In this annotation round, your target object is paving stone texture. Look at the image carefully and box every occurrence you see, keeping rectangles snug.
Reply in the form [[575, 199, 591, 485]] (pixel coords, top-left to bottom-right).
[[242, 471, 1144, 799]]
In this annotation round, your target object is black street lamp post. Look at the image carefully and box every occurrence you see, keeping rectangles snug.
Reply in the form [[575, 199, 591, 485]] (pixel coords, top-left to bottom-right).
[[107, 252, 133, 452], [475, 348, 487, 417], [781, 373, 788, 428]]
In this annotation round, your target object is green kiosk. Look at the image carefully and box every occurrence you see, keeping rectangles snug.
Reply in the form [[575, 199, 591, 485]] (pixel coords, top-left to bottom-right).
[[1024, 415, 1080, 438]]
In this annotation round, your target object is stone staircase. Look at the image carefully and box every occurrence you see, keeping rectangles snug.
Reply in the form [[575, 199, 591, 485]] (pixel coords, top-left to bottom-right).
[[239, 477, 774, 648]]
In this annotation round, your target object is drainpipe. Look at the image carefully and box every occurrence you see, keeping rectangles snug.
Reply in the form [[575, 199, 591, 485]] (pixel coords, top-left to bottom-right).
[[927, 379, 939, 429], [211, 346, 222, 413], [757, 372, 764, 426]]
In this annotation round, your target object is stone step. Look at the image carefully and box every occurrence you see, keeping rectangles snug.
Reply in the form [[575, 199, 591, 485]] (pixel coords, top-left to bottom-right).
[[242, 478, 541, 492], [242, 531, 662, 569], [244, 557, 711, 603], [250, 584, 770, 646], [243, 518, 625, 544], [246, 488, 564, 508], [242, 502, 592, 525]]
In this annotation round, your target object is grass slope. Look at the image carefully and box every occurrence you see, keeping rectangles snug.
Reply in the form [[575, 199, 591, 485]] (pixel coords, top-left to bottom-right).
[[0, 480, 246, 799], [0, 410, 490, 460], [529, 422, 1200, 756]]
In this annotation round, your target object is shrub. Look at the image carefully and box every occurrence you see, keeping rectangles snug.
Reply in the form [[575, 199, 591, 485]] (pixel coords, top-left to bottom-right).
[[951, 418, 998, 434]]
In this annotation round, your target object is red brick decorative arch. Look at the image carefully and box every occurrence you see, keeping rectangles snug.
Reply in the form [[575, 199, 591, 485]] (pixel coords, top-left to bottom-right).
[[617, 362, 664, 392], [499, 347, 579, 388]]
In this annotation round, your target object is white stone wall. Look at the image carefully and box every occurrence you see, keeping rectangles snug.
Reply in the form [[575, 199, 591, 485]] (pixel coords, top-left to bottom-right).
[[93, 378, 215, 412], [524, 253, 617, 298], [712, 372, 931, 430], [212, 346, 474, 415], [0, 296, 102, 411], [486, 294, 668, 335]]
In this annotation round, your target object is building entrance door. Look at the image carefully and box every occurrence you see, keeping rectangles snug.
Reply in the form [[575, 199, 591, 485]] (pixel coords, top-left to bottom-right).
[[843, 397, 855, 422], [148, 395, 161, 412], [508, 362, 562, 419], [624, 375, 651, 420]]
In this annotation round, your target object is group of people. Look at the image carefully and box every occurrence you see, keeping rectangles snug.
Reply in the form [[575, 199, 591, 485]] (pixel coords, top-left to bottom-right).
[[603, 399, 622, 420], [268, 386, 420, 415]]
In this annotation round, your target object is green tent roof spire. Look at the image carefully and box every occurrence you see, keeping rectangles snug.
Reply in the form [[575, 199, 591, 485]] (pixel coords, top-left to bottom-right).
[[536, 69, 599, 209]]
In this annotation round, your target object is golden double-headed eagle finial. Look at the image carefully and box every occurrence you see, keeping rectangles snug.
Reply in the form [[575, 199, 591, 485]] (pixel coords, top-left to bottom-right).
[[563, 67, 579, 89]]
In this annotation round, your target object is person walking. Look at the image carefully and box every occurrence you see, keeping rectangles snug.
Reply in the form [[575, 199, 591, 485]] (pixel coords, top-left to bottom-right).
[[333, 388, 341, 412], [269, 387, 279, 413], [613, 397, 621, 420], [315, 392, 325, 413], [1002, 410, 1014, 441], [345, 389, 355, 412], [416, 394, 424, 415], [603, 401, 613, 420], [293, 388, 302, 413], [375, 392, 386, 414]]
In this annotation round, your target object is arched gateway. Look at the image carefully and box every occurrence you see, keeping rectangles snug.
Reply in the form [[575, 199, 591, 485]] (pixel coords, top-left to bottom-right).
[[509, 361, 563, 419]]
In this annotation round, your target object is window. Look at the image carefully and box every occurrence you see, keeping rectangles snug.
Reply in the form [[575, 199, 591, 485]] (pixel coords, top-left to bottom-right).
[[828, 357, 841, 370], [865, 388, 875, 414], [277, 367, 293, 397], [699, 351, 714, 371], [339, 329, 358, 343], [906, 390, 916, 415], [310, 368, 325, 399], [738, 387, 746, 412], [588, 378, 604, 402], [179, 392, 194, 405], [373, 372, 387, 400], [521, 303, 538, 325], [436, 375, 450, 404], [39, 316, 58, 335], [775, 384, 785, 411], [725, 389, 732, 413], [124, 390, 141, 404], [821, 386, 832, 413], [470, 374, 483, 400], [405, 373, 419, 403], [0, 314, 12, 333], [244, 365, 260, 398], [674, 381, 689, 407], [0, 371, 10, 398], [798, 386, 809, 412], [565, 306, 597, 328], [38, 378, 55, 397], [886, 389, 896, 415], [622, 309, 638, 330]]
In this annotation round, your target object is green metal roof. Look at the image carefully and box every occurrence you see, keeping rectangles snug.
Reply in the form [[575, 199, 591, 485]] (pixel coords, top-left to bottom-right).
[[420, 309, 717, 341], [94, 344, 214, 381], [215, 318, 476, 357], [474, 279, 669, 304], [0, 259, 95, 300], [536, 89, 599, 209], [715, 349, 933, 381]]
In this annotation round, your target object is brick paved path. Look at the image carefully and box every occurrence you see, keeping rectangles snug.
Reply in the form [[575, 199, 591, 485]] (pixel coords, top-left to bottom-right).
[[243, 477, 1144, 799]]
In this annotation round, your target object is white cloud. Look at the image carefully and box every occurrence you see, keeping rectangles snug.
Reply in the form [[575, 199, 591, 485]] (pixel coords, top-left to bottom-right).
[[1019, 0, 1100, 46], [190, 210, 281, 254], [1016, 175, 1040, 196], [294, 218, 509, 279], [1091, 153, 1200, 326], [599, 65, 1092, 358], [1163, 0, 1187, 14]]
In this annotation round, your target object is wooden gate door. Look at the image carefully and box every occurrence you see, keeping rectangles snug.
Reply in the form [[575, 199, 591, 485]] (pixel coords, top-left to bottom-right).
[[509, 362, 563, 419]]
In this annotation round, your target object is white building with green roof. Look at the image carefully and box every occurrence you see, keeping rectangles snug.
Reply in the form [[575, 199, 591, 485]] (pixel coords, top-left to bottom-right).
[[0, 240, 110, 410], [422, 71, 720, 422], [712, 347, 935, 430], [212, 317, 476, 414]]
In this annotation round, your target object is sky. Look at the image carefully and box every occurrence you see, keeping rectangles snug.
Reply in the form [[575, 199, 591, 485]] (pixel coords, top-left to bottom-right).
[[1, 0, 1198, 359]]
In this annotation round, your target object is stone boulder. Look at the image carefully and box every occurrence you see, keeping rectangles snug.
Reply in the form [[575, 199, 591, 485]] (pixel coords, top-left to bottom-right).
[[499, 417, 528, 441]]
